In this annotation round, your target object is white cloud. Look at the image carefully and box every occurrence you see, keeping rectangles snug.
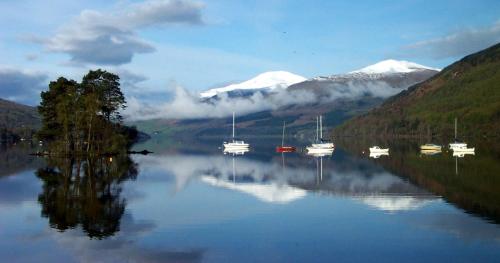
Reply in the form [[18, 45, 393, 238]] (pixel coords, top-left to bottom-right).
[[123, 85, 317, 120], [33, 0, 205, 65]]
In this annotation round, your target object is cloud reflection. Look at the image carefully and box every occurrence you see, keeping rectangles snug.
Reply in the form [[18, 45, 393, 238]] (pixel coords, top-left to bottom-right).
[[133, 152, 438, 211]]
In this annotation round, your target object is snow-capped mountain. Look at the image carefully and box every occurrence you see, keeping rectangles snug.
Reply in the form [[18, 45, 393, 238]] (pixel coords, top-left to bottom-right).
[[350, 59, 440, 74], [200, 71, 306, 98], [150, 59, 440, 139]]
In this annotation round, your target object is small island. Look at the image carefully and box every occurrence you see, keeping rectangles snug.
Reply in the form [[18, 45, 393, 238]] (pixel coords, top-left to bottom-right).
[[37, 69, 139, 156]]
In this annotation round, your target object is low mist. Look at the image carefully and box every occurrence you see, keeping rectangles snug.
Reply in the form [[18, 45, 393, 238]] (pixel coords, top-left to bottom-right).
[[123, 79, 407, 121]]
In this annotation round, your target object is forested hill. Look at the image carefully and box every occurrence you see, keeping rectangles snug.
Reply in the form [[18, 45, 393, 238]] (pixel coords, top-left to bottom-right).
[[0, 98, 40, 141], [334, 43, 500, 138]]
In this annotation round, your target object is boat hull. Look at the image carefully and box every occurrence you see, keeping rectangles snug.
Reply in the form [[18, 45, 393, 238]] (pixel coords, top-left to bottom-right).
[[223, 142, 249, 148], [223, 148, 249, 155], [452, 147, 475, 152], [369, 152, 389, 158], [276, 146, 296, 153], [420, 145, 442, 151], [369, 147, 389, 153], [306, 147, 334, 153], [311, 143, 334, 149], [306, 147, 334, 157]]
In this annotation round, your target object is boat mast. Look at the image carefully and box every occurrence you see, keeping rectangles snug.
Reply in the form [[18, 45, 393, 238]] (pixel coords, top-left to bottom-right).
[[282, 121, 286, 147], [316, 116, 319, 141], [320, 157, 323, 181], [454, 117, 457, 140], [320, 115, 323, 140], [232, 112, 235, 139], [232, 157, 235, 183]]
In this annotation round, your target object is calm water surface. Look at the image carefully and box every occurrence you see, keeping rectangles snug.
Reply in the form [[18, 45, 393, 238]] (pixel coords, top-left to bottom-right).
[[0, 139, 500, 262]]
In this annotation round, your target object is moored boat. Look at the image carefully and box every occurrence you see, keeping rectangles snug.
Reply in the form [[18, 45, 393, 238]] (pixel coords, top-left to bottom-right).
[[420, 144, 442, 151], [276, 121, 296, 153], [276, 146, 296, 153], [369, 146, 389, 153], [223, 112, 250, 150], [449, 118, 470, 150], [306, 146, 334, 157], [306, 115, 334, 153]]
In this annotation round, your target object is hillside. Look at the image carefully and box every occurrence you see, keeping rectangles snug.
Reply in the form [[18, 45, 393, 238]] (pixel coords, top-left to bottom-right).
[[334, 43, 500, 138], [0, 98, 40, 142]]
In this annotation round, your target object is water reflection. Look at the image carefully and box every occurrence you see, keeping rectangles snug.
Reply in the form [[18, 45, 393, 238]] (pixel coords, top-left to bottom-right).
[[337, 138, 500, 224], [1, 140, 500, 262], [36, 155, 138, 238], [369, 152, 390, 158], [135, 148, 437, 212]]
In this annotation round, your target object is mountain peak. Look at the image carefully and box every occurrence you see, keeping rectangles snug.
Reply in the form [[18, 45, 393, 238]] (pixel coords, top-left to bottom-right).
[[350, 59, 440, 74], [200, 71, 306, 98]]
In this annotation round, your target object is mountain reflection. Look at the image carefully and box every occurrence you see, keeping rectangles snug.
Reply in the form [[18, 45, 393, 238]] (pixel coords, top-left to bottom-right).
[[134, 149, 437, 211], [36, 155, 138, 239]]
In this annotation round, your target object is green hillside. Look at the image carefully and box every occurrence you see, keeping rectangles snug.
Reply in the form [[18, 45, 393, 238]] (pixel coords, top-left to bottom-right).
[[0, 98, 40, 142], [334, 43, 500, 138]]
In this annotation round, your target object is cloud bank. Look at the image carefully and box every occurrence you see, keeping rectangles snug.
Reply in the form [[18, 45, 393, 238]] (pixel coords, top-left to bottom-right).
[[124, 86, 315, 120], [123, 77, 409, 121], [401, 21, 500, 59], [32, 0, 205, 65]]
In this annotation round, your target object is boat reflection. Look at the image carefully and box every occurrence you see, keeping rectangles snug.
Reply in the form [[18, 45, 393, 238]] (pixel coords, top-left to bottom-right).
[[306, 148, 334, 157], [223, 147, 250, 156], [201, 156, 306, 203], [369, 152, 390, 158], [420, 149, 442, 156], [134, 151, 437, 211], [453, 150, 475, 158]]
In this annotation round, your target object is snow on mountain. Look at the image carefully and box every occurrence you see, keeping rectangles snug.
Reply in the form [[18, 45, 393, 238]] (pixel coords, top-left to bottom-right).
[[200, 71, 307, 98], [355, 195, 435, 212], [350, 59, 440, 74], [200, 176, 307, 204]]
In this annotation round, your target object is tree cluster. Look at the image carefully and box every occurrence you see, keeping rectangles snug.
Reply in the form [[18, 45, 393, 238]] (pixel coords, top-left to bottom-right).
[[37, 69, 136, 155]]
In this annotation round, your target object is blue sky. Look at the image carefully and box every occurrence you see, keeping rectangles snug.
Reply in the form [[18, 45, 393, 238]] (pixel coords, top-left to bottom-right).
[[0, 0, 499, 105]]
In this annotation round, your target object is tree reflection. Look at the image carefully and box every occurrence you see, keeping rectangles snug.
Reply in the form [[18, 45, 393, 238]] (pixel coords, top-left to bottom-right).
[[36, 155, 137, 239]]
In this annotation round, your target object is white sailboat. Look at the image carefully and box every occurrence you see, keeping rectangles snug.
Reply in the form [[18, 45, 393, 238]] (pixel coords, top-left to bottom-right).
[[449, 118, 467, 149], [369, 146, 389, 154], [449, 118, 474, 153], [223, 112, 250, 151], [307, 115, 334, 155]]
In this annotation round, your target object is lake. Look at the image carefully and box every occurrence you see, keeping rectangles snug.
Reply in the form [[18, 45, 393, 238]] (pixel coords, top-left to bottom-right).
[[1, 138, 500, 262]]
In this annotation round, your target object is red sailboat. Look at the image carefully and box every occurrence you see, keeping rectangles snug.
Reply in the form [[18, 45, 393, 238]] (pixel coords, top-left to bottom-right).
[[276, 121, 296, 153]]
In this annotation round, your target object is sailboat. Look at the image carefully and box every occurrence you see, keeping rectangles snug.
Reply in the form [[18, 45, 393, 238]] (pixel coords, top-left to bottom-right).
[[276, 121, 296, 153], [449, 118, 474, 153], [420, 143, 442, 155], [311, 116, 334, 149], [306, 115, 334, 155], [223, 112, 250, 152], [449, 118, 467, 149], [369, 146, 389, 158]]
